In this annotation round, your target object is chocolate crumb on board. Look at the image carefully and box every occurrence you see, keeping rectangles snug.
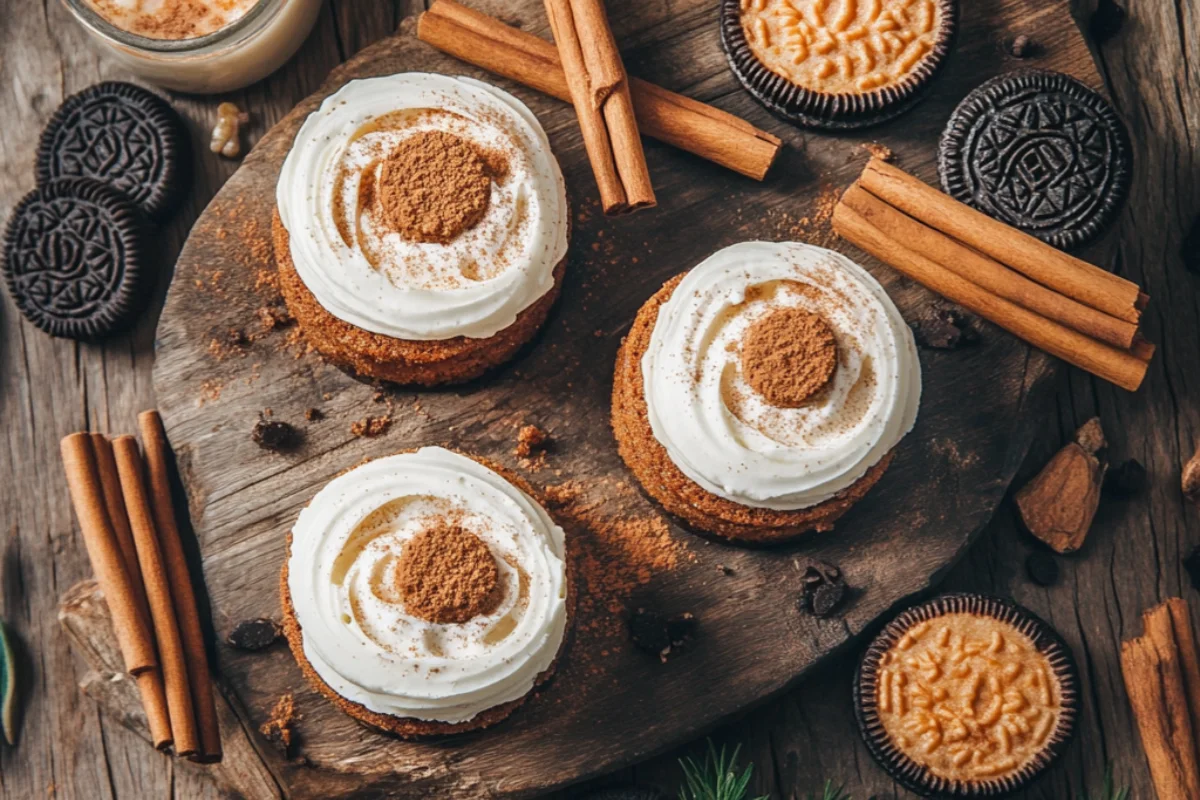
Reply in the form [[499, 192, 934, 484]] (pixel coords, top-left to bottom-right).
[[252, 418, 301, 451], [227, 618, 282, 651], [1184, 545, 1200, 592], [911, 307, 980, 350], [1025, 551, 1060, 587], [1103, 458, 1146, 496], [629, 608, 696, 663], [1183, 216, 1200, 274], [350, 415, 391, 438], [304, 407, 324, 422], [799, 560, 847, 617], [1089, 0, 1126, 45], [260, 694, 296, 755]]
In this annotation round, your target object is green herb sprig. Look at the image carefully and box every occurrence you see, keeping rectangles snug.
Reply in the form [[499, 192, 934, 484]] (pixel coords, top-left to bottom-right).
[[678, 740, 768, 800]]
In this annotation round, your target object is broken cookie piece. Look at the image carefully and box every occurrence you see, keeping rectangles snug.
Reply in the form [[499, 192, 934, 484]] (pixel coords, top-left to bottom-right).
[[1014, 417, 1107, 554]]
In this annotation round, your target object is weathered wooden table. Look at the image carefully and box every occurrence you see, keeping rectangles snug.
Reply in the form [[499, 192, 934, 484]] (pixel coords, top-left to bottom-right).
[[1, 1, 1196, 798]]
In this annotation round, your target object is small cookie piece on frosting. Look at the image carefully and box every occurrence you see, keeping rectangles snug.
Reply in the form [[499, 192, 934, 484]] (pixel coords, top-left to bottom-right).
[[612, 241, 921, 543], [741, 307, 838, 407], [274, 73, 570, 385], [281, 447, 573, 737]]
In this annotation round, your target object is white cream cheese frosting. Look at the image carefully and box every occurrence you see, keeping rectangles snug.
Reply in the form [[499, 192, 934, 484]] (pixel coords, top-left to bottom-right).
[[287, 447, 569, 724], [642, 241, 921, 511], [276, 73, 569, 341]]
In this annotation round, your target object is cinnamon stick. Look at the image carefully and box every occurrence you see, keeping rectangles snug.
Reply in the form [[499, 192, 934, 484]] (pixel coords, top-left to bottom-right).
[[1162, 599, 1200, 762], [832, 202, 1151, 391], [60, 433, 157, 676], [136, 670, 174, 751], [139, 411, 222, 763], [841, 184, 1139, 349], [859, 158, 1144, 323], [544, 0, 655, 214], [1122, 600, 1200, 799], [89, 434, 152, 631], [417, 0, 781, 180], [87, 434, 173, 751], [112, 435, 200, 757]]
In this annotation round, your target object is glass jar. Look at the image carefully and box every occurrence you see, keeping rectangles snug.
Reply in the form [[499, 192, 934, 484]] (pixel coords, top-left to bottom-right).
[[61, 0, 324, 94]]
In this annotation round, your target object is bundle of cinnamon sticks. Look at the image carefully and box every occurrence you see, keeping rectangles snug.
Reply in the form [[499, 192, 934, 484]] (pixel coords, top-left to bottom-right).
[[60, 411, 221, 762], [832, 158, 1153, 391], [416, 0, 781, 190], [1121, 598, 1200, 799]]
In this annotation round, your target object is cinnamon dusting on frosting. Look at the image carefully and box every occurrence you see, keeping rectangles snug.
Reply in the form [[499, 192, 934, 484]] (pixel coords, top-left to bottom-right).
[[741, 307, 838, 407], [378, 131, 497, 244], [396, 520, 501, 624]]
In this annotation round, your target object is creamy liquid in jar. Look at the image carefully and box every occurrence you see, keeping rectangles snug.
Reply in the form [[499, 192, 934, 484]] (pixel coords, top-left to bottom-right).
[[82, 0, 260, 39]]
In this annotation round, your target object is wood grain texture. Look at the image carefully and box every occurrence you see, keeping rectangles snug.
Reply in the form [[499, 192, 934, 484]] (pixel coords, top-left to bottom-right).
[[147, 1, 1100, 797], [0, 0, 1196, 799]]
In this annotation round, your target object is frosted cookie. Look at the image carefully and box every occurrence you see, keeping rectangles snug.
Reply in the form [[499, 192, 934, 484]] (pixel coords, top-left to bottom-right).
[[281, 447, 573, 736], [273, 73, 570, 385], [611, 241, 921, 543]]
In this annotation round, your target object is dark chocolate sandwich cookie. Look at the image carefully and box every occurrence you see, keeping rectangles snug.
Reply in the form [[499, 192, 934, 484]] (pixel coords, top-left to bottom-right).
[[3, 178, 151, 340], [36, 82, 187, 221], [721, 0, 958, 130], [939, 69, 1132, 250], [854, 593, 1079, 798]]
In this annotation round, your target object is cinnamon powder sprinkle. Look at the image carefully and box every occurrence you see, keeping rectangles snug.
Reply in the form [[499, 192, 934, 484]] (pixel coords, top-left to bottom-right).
[[546, 479, 691, 642], [396, 522, 501, 624]]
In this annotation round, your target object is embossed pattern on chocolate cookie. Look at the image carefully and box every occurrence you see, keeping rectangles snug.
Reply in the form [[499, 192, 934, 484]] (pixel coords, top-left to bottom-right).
[[938, 70, 1132, 251], [3, 178, 150, 340], [36, 82, 187, 221]]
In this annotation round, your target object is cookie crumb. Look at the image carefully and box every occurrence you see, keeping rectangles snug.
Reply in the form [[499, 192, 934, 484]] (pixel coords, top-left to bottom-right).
[[304, 407, 324, 422], [259, 694, 296, 755], [516, 424, 548, 458], [350, 415, 391, 438]]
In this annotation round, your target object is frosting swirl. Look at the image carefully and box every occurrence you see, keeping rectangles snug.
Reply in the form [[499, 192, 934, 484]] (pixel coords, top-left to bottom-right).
[[287, 447, 569, 724], [276, 73, 569, 341], [642, 241, 921, 511]]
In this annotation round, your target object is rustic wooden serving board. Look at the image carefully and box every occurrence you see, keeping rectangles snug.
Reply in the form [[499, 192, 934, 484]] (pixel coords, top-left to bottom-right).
[[151, 2, 1106, 796]]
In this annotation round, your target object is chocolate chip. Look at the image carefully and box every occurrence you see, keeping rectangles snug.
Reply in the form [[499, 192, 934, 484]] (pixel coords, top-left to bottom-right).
[[811, 581, 846, 617], [1183, 216, 1200, 274], [1089, 0, 1126, 45], [911, 308, 980, 350], [227, 618, 282, 651], [799, 560, 848, 617], [1103, 459, 1146, 496], [1025, 551, 1060, 587], [252, 419, 300, 451], [1010, 34, 1037, 58], [629, 608, 694, 662], [1185, 546, 1200, 593]]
